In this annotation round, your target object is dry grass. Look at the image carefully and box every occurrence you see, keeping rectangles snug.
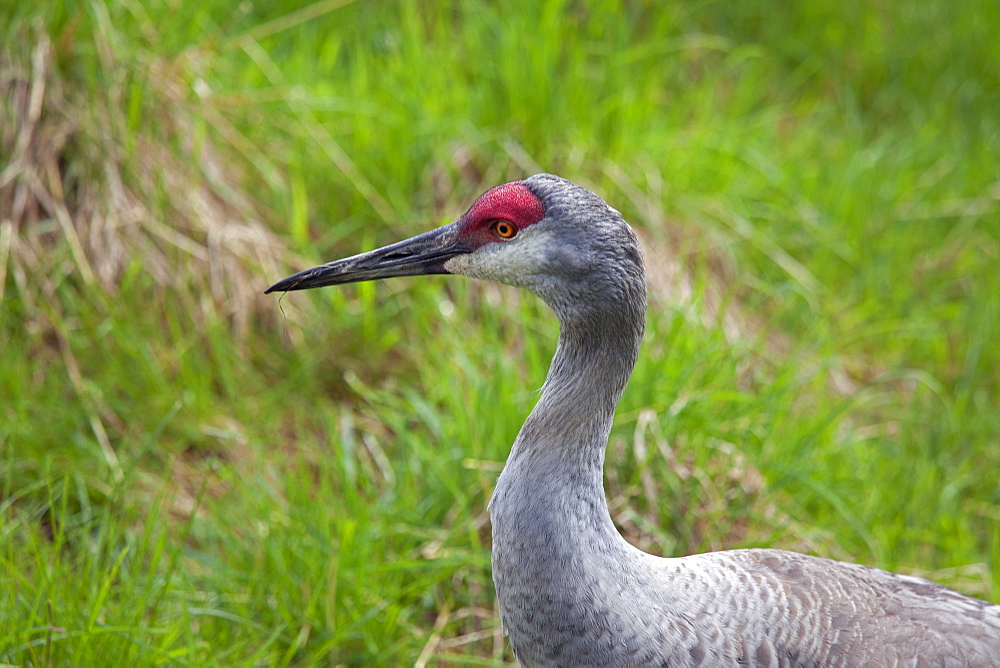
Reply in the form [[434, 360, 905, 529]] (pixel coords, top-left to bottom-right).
[[0, 25, 292, 341]]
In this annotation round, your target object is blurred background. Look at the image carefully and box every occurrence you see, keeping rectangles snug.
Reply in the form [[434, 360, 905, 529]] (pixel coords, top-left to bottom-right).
[[2, 0, 998, 664]]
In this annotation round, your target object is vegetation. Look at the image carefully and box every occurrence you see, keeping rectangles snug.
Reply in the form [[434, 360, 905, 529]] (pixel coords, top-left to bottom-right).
[[2, 0, 997, 664]]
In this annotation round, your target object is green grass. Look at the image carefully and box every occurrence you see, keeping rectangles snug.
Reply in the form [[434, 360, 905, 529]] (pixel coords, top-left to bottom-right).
[[2, 0, 998, 664]]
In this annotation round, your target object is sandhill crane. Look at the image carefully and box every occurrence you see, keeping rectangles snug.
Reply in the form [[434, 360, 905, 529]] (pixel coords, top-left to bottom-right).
[[267, 174, 1000, 666]]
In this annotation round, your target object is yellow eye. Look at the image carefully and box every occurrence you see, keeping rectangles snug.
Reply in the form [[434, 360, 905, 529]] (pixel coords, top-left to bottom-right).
[[492, 220, 517, 239]]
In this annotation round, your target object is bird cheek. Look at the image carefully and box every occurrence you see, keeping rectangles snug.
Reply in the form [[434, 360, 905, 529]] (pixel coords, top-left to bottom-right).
[[443, 253, 508, 283], [443, 249, 538, 290], [442, 254, 472, 276]]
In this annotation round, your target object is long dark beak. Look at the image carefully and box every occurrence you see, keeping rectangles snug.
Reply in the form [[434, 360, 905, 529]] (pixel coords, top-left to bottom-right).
[[265, 221, 468, 293]]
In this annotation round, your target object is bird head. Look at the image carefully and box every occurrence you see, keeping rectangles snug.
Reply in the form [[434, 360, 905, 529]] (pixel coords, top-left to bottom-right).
[[266, 174, 645, 322]]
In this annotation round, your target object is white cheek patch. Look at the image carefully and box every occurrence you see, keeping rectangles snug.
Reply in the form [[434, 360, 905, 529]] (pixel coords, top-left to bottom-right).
[[444, 228, 556, 288]]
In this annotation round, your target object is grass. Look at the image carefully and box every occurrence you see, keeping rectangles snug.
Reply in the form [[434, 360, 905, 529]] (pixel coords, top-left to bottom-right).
[[2, 0, 998, 664]]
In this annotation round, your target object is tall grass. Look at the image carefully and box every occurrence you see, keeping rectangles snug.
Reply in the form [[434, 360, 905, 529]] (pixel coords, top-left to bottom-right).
[[2, 0, 997, 663]]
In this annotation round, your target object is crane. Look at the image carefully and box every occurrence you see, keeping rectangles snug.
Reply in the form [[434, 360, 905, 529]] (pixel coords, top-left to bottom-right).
[[267, 174, 1000, 666]]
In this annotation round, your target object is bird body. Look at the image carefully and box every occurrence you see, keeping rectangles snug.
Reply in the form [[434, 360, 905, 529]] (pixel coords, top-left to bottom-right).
[[268, 174, 1000, 665]]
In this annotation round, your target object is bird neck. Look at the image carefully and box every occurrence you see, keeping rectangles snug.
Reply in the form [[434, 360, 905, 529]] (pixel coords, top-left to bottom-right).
[[537, 307, 643, 452], [494, 299, 645, 513], [488, 271, 649, 647]]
